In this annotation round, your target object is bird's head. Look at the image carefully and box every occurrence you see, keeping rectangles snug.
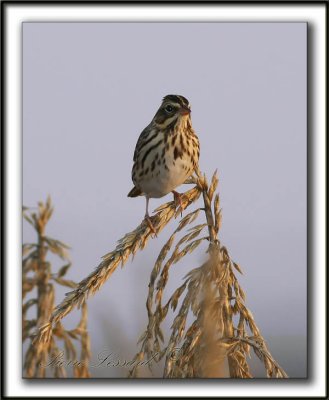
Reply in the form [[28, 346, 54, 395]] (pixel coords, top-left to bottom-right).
[[153, 94, 191, 130]]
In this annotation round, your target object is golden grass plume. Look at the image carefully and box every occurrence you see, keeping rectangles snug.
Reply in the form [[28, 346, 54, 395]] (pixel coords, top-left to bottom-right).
[[23, 197, 91, 377], [34, 172, 287, 378]]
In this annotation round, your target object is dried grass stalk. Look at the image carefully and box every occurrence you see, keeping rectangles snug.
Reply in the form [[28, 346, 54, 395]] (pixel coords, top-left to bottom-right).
[[23, 198, 91, 378], [129, 170, 288, 378], [35, 185, 202, 344], [33, 171, 287, 379]]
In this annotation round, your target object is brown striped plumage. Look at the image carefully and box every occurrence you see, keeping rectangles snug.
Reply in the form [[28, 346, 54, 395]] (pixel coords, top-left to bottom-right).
[[128, 95, 200, 230]]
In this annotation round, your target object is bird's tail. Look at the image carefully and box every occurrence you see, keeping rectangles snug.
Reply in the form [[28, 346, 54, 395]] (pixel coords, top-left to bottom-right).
[[127, 186, 142, 197]]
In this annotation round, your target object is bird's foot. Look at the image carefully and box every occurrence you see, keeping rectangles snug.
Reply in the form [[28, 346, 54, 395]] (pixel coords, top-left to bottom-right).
[[172, 190, 184, 217], [144, 214, 158, 238]]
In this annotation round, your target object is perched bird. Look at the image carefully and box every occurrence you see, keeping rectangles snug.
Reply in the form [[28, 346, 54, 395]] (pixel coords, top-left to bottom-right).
[[128, 94, 200, 233]]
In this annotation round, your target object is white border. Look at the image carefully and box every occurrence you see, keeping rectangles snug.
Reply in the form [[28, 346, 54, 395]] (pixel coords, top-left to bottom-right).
[[5, 4, 326, 398]]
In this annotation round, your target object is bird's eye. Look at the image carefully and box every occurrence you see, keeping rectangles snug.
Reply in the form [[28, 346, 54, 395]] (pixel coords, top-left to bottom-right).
[[165, 105, 174, 113]]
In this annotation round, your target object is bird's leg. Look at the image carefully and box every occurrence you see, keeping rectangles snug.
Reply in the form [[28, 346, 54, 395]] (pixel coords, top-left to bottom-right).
[[172, 190, 184, 217], [144, 196, 157, 237]]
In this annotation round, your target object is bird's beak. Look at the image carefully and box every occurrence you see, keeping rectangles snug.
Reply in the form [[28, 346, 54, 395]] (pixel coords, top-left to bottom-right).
[[180, 106, 191, 116]]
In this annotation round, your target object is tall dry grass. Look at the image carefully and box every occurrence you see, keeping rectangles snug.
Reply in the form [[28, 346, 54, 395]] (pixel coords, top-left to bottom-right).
[[128, 171, 287, 378], [23, 197, 90, 377], [35, 172, 287, 378]]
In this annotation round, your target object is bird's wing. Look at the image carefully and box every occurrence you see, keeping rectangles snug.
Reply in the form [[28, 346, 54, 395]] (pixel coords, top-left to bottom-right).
[[133, 124, 152, 162], [127, 186, 142, 197]]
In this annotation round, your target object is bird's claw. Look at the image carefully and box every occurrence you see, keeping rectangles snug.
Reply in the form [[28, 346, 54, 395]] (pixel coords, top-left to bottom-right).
[[144, 215, 158, 238]]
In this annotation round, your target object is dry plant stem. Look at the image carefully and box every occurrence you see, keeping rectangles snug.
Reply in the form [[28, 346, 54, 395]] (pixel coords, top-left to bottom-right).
[[237, 337, 287, 377], [196, 280, 225, 378], [219, 272, 236, 377], [33, 174, 287, 379], [23, 198, 91, 378], [193, 173, 228, 376], [202, 171, 246, 378], [37, 227, 47, 320], [130, 170, 287, 379], [201, 173, 237, 377], [25, 209, 53, 377], [203, 192, 235, 375], [36, 186, 201, 343], [201, 177, 217, 245], [36, 232, 48, 376]]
